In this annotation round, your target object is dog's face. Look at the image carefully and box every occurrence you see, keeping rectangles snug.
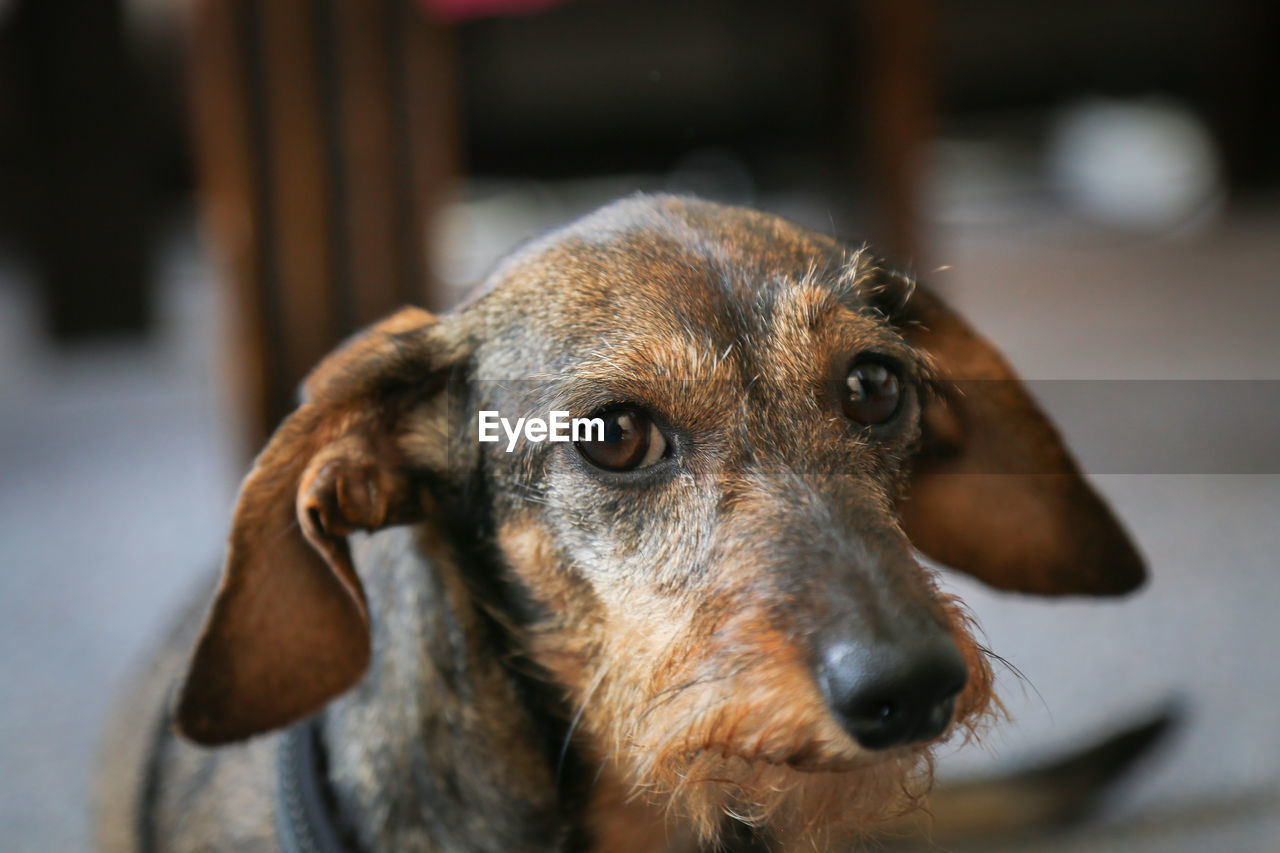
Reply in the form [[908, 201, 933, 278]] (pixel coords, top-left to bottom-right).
[[175, 196, 1144, 844], [466, 205, 985, 839]]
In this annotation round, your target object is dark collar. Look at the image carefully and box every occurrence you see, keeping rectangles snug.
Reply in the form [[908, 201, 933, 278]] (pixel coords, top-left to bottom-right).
[[276, 719, 357, 853]]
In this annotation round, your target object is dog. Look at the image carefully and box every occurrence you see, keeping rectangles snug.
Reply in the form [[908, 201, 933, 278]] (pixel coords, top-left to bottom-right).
[[96, 195, 1145, 852]]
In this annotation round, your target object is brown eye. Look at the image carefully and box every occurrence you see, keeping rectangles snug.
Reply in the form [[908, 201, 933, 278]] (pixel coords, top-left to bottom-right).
[[575, 408, 668, 471], [843, 359, 902, 425]]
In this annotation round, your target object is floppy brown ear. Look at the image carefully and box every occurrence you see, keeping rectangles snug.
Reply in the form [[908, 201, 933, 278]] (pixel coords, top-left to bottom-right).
[[890, 284, 1145, 596], [176, 307, 454, 744]]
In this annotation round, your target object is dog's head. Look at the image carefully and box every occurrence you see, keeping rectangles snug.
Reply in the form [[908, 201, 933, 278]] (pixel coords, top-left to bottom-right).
[[176, 196, 1143, 844]]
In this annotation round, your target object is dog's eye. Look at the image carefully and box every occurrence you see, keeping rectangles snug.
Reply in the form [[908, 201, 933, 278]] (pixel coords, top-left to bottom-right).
[[576, 408, 668, 471], [843, 359, 902, 425]]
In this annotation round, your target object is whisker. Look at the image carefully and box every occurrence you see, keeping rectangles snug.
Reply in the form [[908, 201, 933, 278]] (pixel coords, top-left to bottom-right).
[[978, 644, 1047, 712], [556, 661, 611, 787]]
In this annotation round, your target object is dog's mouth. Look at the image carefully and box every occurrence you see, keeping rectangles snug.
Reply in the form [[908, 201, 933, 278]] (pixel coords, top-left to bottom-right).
[[688, 740, 917, 774], [786, 749, 889, 773], [784, 754, 877, 774]]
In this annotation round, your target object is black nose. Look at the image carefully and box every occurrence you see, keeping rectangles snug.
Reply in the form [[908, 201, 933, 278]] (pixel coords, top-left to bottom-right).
[[817, 629, 968, 750]]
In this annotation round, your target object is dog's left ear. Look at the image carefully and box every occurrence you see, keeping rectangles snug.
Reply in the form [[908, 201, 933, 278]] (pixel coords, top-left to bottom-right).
[[176, 307, 462, 744], [882, 280, 1145, 596]]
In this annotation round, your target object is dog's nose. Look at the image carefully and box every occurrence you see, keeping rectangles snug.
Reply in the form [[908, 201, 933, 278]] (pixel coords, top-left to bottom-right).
[[817, 629, 968, 750]]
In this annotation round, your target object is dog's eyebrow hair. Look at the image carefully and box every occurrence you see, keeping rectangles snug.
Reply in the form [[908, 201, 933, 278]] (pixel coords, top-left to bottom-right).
[[833, 246, 879, 296], [516, 373, 689, 419]]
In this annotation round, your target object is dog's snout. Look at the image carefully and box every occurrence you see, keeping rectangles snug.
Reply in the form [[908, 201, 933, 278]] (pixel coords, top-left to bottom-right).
[[817, 629, 968, 751]]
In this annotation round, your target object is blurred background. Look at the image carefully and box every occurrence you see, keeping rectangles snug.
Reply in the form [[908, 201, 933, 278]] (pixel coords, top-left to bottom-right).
[[1, 0, 1277, 849]]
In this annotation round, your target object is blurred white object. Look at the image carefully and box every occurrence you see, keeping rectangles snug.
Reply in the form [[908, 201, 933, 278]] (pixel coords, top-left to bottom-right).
[[1048, 97, 1224, 233]]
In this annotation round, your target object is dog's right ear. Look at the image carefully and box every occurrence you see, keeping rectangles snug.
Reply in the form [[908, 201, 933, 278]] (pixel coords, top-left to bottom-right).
[[880, 281, 1146, 598], [175, 307, 461, 745]]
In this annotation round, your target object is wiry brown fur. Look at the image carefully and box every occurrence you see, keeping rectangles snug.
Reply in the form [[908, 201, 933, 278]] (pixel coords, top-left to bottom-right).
[[99, 195, 1144, 853], [499, 511, 995, 850]]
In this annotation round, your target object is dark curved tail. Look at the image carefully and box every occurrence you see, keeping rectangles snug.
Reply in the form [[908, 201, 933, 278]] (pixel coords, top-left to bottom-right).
[[884, 706, 1179, 846]]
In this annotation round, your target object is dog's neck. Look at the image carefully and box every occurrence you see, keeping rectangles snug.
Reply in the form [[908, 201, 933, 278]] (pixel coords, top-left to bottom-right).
[[319, 525, 571, 851]]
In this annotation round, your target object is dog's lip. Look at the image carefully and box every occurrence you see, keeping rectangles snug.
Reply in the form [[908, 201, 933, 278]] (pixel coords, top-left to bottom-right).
[[783, 750, 881, 773], [691, 744, 882, 774]]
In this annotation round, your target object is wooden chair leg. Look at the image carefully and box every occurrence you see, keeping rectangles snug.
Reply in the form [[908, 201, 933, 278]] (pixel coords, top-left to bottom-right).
[[188, 0, 460, 453], [859, 0, 936, 270]]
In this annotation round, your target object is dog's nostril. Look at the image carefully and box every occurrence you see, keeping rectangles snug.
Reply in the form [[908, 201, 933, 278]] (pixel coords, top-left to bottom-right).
[[819, 634, 967, 751]]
